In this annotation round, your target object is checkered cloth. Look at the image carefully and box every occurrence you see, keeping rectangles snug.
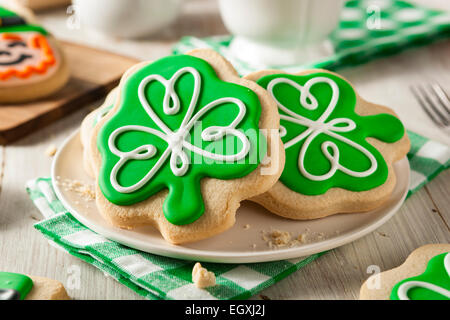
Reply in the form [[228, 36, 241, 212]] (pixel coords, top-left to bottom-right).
[[173, 0, 450, 75], [26, 130, 449, 300]]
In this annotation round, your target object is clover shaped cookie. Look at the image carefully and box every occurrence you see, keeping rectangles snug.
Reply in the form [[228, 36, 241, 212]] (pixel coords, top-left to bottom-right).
[[246, 69, 410, 220], [87, 49, 283, 244], [0, 4, 69, 103]]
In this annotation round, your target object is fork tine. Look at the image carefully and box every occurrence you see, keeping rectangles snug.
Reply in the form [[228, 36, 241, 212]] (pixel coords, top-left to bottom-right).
[[416, 84, 449, 126], [429, 82, 450, 115], [410, 85, 447, 127]]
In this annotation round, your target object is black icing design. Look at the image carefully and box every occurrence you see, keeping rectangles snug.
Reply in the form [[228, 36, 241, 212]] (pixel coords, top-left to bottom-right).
[[0, 54, 32, 66], [8, 41, 27, 48], [0, 289, 20, 300], [0, 16, 26, 27]]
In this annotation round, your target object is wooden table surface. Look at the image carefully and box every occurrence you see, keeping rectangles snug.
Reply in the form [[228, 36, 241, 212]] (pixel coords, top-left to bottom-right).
[[0, 0, 449, 300]]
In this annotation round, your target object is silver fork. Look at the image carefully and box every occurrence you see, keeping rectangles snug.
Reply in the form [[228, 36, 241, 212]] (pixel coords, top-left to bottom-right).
[[410, 82, 450, 127]]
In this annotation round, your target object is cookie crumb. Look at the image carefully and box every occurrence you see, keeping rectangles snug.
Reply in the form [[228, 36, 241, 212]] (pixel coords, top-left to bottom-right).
[[272, 230, 291, 246], [297, 234, 306, 243], [57, 178, 95, 201], [261, 229, 310, 248], [243, 224, 250, 230], [261, 229, 291, 248], [192, 262, 216, 289], [45, 144, 57, 157]]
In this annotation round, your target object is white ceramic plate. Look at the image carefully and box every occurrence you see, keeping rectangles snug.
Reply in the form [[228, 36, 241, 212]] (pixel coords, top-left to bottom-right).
[[52, 130, 410, 263]]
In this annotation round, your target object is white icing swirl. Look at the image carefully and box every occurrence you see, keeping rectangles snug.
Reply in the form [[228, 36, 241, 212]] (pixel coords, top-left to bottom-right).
[[108, 67, 250, 193], [267, 76, 378, 181], [397, 253, 450, 300]]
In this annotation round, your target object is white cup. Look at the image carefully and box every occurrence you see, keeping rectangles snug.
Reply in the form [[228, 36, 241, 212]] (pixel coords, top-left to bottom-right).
[[72, 0, 182, 39], [218, 0, 344, 66]]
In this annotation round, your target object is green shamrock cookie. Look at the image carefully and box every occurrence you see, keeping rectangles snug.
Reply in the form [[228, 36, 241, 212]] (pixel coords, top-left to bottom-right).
[[391, 252, 450, 300], [97, 54, 266, 226], [256, 71, 405, 195]]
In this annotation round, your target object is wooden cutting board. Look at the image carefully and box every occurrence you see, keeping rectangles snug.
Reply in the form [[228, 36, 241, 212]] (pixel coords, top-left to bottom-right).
[[0, 41, 139, 145]]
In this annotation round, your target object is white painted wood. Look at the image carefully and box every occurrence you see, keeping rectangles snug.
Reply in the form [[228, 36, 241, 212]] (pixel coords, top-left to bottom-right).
[[0, 0, 448, 300]]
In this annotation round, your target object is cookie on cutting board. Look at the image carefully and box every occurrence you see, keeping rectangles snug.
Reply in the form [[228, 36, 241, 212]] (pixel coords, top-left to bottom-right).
[[0, 2, 69, 103]]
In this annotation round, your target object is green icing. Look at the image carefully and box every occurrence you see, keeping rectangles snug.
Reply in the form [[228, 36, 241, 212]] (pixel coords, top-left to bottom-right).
[[0, 6, 48, 35], [97, 54, 265, 225], [390, 252, 450, 300], [256, 72, 405, 195], [0, 272, 33, 300], [0, 6, 16, 17], [0, 24, 48, 35]]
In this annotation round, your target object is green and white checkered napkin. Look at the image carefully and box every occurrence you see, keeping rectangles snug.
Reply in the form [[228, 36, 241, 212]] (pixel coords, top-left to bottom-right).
[[26, 131, 449, 300], [173, 0, 450, 75]]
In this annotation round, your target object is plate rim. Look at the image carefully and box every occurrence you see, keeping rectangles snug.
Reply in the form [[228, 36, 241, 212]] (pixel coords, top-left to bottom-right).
[[51, 129, 410, 263]]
